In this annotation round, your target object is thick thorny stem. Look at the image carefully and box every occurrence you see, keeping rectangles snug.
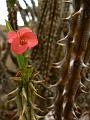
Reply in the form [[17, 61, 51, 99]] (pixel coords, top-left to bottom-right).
[[54, 0, 90, 120]]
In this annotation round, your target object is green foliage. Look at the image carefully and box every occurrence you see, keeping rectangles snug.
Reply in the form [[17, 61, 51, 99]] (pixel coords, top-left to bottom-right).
[[7, 0, 16, 7]]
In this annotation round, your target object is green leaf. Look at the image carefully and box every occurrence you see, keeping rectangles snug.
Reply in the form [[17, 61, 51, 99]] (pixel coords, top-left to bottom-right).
[[5, 20, 13, 31], [16, 54, 26, 68]]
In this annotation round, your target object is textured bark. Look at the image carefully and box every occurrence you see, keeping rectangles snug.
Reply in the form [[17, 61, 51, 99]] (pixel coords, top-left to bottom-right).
[[31, 0, 70, 81]]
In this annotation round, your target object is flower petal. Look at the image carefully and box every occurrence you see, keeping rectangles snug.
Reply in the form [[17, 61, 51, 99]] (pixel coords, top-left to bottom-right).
[[27, 32, 38, 48], [18, 27, 38, 49], [18, 27, 32, 37], [7, 31, 17, 43], [11, 39, 28, 54]]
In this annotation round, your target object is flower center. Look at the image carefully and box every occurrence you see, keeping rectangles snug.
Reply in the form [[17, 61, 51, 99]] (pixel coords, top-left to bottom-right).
[[20, 39, 27, 45]]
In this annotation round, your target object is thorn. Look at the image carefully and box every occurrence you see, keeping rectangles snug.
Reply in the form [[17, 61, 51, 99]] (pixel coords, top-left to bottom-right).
[[48, 97, 54, 100], [75, 110, 81, 116], [52, 59, 64, 68], [33, 71, 40, 77], [34, 91, 46, 100], [74, 103, 77, 109], [52, 64, 62, 68], [19, 105, 26, 120], [63, 1, 72, 3], [7, 97, 16, 103], [85, 77, 90, 82], [72, 6, 83, 17], [80, 58, 88, 68], [57, 36, 68, 44], [61, 16, 71, 21], [32, 80, 46, 84], [57, 43, 65, 46], [52, 60, 64, 66], [80, 81, 86, 88], [57, 38, 65, 43], [72, 109, 78, 119], [52, 61, 62, 66], [71, 40, 75, 44], [80, 88, 88, 93], [34, 106, 44, 112], [47, 104, 54, 110], [10, 77, 21, 83], [48, 83, 57, 89], [22, 88, 27, 100], [7, 88, 18, 96], [35, 114, 44, 119], [74, 104, 81, 111], [52, 60, 63, 68], [30, 83, 37, 92], [81, 62, 88, 68]]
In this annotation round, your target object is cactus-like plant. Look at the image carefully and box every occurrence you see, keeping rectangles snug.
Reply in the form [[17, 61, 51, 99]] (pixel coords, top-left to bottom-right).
[[54, 0, 90, 120]]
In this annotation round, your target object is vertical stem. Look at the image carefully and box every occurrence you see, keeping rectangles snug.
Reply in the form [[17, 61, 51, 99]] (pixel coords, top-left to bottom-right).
[[54, 0, 90, 120], [6, 0, 18, 30]]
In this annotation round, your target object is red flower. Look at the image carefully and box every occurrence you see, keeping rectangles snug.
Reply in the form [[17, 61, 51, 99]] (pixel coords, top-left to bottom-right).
[[7, 27, 38, 54], [45, 32, 49, 35], [42, 39, 46, 42]]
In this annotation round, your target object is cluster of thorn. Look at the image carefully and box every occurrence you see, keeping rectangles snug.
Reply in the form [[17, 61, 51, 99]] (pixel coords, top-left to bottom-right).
[[54, 0, 90, 120]]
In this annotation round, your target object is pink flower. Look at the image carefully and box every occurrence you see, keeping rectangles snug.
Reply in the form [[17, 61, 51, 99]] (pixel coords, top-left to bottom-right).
[[42, 39, 46, 43], [45, 32, 49, 35], [7, 27, 38, 54]]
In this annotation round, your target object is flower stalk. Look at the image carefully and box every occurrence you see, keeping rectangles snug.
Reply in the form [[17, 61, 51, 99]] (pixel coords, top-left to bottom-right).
[[6, 21, 41, 120]]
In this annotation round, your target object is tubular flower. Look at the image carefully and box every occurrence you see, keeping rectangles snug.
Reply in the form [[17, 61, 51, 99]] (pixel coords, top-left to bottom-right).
[[7, 27, 38, 54]]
